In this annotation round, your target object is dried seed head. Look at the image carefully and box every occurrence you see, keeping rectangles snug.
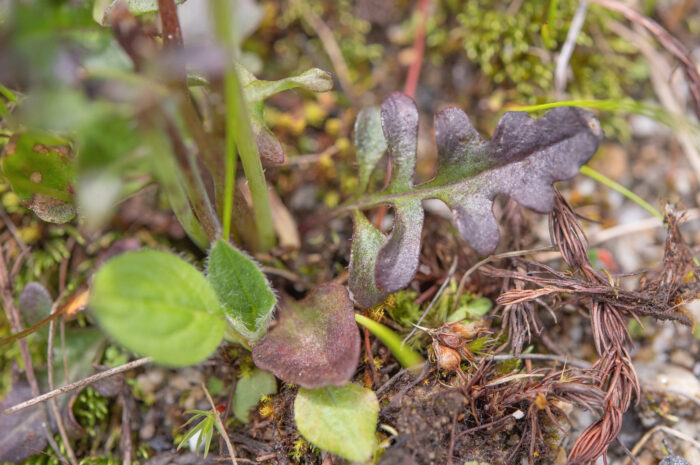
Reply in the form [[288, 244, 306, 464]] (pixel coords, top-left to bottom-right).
[[433, 342, 462, 372], [447, 321, 484, 339]]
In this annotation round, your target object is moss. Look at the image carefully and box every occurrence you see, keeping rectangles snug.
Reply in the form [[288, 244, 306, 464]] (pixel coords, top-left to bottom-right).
[[445, 0, 650, 140]]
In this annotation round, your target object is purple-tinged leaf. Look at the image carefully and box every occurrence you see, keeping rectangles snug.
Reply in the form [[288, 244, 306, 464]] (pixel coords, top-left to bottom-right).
[[375, 199, 423, 293], [251, 117, 284, 164], [348, 93, 603, 300], [0, 378, 45, 463], [18, 282, 52, 329], [382, 92, 419, 192], [252, 283, 360, 389], [348, 211, 388, 308], [354, 106, 387, 194]]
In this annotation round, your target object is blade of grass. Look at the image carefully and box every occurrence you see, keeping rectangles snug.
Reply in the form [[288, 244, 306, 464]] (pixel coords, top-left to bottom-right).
[[355, 313, 425, 370], [580, 165, 664, 220]]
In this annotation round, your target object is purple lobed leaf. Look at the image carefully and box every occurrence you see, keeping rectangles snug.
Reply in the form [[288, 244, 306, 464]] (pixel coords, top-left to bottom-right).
[[252, 283, 360, 389], [349, 93, 603, 304], [348, 211, 389, 308]]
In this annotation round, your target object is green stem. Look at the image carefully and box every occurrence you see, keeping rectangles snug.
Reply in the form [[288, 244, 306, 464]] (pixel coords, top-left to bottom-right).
[[211, 0, 275, 251], [579, 165, 664, 220], [355, 314, 425, 369], [222, 76, 237, 241], [211, 0, 238, 241], [148, 130, 209, 249], [0, 83, 17, 102]]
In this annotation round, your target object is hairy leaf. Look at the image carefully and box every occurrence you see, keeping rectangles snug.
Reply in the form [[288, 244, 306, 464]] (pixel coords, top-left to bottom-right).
[[0, 130, 75, 223], [349, 93, 603, 304], [232, 368, 277, 423], [252, 283, 360, 389], [294, 383, 379, 462], [207, 239, 275, 342], [89, 250, 225, 366]]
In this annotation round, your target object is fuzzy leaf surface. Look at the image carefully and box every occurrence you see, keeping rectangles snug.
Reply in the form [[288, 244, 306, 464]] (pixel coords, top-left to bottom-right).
[[349, 92, 603, 302], [0, 130, 75, 223], [89, 250, 225, 366], [294, 383, 379, 462], [252, 283, 360, 389], [207, 239, 275, 342]]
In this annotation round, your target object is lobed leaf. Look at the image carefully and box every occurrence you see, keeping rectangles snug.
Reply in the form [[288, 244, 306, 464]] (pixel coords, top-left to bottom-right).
[[206, 239, 276, 342], [243, 68, 333, 103], [294, 383, 379, 463], [348, 211, 389, 308], [354, 106, 387, 195], [252, 283, 360, 389], [241, 66, 333, 164], [349, 93, 603, 305], [89, 250, 226, 366]]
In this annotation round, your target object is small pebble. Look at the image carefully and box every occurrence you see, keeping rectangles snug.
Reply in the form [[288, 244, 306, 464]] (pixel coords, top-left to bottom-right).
[[659, 456, 691, 465]]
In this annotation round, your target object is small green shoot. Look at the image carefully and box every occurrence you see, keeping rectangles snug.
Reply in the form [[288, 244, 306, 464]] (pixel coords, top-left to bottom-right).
[[177, 409, 216, 458], [354, 314, 425, 369]]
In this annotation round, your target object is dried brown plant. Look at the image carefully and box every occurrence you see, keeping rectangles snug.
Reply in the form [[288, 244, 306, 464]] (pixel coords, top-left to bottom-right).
[[486, 190, 699, 464], [455, 361, 604, 464]]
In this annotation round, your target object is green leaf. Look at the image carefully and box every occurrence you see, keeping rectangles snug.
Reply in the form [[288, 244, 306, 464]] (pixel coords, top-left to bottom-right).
[[89, 250, 226, 366], [294, 384, 379, 463], [238, 66, 332, 165], [206, 239, 275, 342], [354, 106, 387, 195], [232, 368, 277, 423], [243, 68, 333, 103], [447, 297, 493, 322], [0, 130, 76, 223]]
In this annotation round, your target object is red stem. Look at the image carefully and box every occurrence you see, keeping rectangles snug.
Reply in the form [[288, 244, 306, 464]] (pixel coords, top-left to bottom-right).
[[403, 0, 429, 99]]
